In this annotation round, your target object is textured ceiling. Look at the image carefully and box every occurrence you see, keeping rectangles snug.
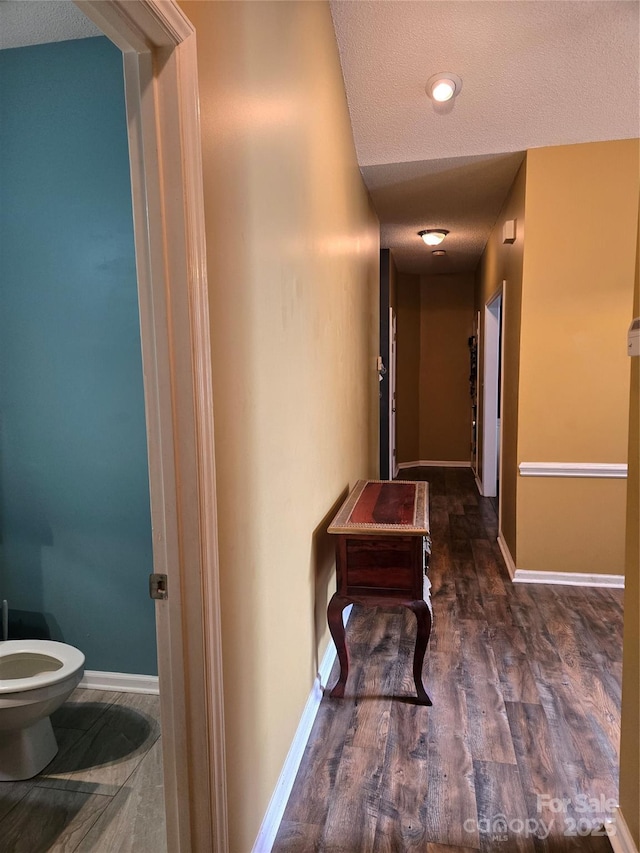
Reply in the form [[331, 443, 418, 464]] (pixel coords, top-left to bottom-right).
[[363, 151, 525, 275], [2, 1, 638, 276], [331, 0, 640, 274], [0, 1, 101, 51]]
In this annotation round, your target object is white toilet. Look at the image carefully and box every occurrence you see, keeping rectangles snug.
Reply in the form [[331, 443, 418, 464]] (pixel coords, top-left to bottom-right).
[[0, 640, 85, 781]]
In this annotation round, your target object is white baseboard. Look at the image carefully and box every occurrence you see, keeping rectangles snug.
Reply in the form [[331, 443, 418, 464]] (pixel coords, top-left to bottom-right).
[[252, 605, 352, 853], [474, 473, 484, 495], [497, 532, 517, 580], [495, 536, 625, 588], [397, 460, 471, 470], [605, 807, 639, 853], [513, 569, 625, 589], [519, 461, 628, 478], [78, 670, 159, 694]]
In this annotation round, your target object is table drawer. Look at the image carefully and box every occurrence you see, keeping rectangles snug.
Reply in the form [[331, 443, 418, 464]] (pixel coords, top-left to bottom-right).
[[344, 537, 416, 592], [346, 565, 414, 591]]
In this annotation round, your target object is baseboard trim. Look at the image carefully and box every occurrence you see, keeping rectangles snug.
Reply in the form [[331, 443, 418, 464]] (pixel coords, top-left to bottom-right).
[[497, 533, 517, 580], [495, 537, 625, 588], [397, 460, 471, 470], [519, 462, 628, 478], [605, 807, 639, 853], [513, 569, 625, 589], [78, 670, 159, 694], [474, 473, 484, 495], [252, 605, 352, 853]]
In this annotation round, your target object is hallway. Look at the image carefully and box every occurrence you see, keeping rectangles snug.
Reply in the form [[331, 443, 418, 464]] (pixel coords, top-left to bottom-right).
[[273, 467, 621, 851]]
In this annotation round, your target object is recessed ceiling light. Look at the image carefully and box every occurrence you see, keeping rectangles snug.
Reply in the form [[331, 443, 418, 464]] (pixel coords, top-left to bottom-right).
[[426, 73, 462, 103], [418, 229, 449, 246], [432, 250, 447, 257]]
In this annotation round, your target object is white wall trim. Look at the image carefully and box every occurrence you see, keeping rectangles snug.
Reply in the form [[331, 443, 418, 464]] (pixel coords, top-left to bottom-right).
[[78, 670, 160, 694], [519, 462, 628, 478], [497, 533, 517, 580], [513, 569, 625, 589], [252, 605, 352, 853], [73, 3, 227, 850], [474, 473, 484, 495], [496, 534, 625, 588], [605, 807, 639, 853], [397, 460, 471, 470]]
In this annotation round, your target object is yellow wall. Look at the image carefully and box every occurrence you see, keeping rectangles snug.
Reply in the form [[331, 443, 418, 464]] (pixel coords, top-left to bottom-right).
[[419, 274, 474, 462], [517, 140, 638, 574], [475, 160, 526, 555], [619, 197, 640, 844], [396, 273, 474, 465], [179, 2, 379, 848], [396, 273, 420, 463]]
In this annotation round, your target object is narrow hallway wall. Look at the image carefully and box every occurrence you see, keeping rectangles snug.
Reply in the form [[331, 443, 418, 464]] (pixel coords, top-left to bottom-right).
[[475, 160, 526, 559], [619, 191, 640, 845], [178, 2, 380, 848]]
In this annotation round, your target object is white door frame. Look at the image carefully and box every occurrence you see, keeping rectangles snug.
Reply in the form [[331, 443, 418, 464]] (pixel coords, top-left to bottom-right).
[[482, 285, 504, 501], [389, 307, 397, 479], [75, 2, 227, 850], [471, 309, 481, 478]]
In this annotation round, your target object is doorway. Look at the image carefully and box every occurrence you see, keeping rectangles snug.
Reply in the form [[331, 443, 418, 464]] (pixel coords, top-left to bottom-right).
[[1, 1, 227, 848], [482, 286, 504, 505]]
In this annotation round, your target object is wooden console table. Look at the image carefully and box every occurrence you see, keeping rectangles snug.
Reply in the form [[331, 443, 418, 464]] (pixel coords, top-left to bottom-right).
[[327, 479, 432, 704]]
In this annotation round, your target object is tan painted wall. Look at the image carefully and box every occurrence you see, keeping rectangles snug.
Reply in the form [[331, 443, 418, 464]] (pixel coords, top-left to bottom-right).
[[179, 2, 379, 848], [517, 140, 638, 574], [619, 197, 640, 844], [419, 274, 474, 462], [396, 273, 420, 463], [475, 161, 526, 556]]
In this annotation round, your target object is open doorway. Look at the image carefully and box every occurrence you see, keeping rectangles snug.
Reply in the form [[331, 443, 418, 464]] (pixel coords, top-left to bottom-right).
[[482, 286, 504, 509], [0, 1, 228, 849]]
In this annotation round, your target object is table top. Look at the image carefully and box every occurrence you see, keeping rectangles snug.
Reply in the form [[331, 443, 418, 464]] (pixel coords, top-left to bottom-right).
[[327, 479, 429, 536]]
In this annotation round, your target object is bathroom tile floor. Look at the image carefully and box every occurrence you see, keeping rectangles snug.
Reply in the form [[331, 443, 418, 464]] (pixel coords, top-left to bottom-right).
[[0, 688, 166, 852]]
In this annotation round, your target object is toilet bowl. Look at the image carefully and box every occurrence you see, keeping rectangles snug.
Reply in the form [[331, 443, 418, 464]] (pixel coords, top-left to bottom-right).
[[0, 640, 85, 781]]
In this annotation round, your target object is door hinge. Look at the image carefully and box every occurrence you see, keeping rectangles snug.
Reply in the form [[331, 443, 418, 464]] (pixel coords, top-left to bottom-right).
[[149, 573, 168, 600]]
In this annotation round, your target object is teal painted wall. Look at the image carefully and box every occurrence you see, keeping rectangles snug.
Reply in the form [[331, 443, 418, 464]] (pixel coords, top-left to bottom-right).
[[0, 37, 157, 675]]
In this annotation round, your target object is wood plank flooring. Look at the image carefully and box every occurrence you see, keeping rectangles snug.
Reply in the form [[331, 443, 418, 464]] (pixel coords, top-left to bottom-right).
[[0, 689, 165, 852], [273, 467, 622, 852]]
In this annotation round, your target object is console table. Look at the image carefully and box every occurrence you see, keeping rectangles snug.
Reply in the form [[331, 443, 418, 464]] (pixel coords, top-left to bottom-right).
[[327, 479, 432, 704]]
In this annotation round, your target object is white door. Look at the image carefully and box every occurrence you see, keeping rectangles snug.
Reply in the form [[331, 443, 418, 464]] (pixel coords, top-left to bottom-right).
[[389, 308, 397, 479], [471, 310, 480, 475], [482, 287, 504, 499]]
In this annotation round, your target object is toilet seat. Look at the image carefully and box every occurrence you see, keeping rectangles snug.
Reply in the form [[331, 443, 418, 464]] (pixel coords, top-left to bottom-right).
[[0, 641, 85, 694]]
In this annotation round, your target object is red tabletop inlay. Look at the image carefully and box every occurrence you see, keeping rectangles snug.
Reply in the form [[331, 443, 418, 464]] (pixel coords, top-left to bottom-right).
[[348, 482, 416, 526]]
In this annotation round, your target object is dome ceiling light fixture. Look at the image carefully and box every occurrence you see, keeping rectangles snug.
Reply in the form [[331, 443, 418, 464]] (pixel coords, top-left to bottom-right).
[[432, 250, 447, 257], [418, 229, 449, 246], [426, 72, 462, 103]]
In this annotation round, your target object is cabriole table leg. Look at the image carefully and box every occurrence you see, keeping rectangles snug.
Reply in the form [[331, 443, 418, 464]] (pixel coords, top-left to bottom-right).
[[327, 593, 351, 698], [409, 599, 432, 705]]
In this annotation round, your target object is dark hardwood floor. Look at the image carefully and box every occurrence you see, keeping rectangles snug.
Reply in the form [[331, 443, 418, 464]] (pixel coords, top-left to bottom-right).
[[273, 467, 622, 852]]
